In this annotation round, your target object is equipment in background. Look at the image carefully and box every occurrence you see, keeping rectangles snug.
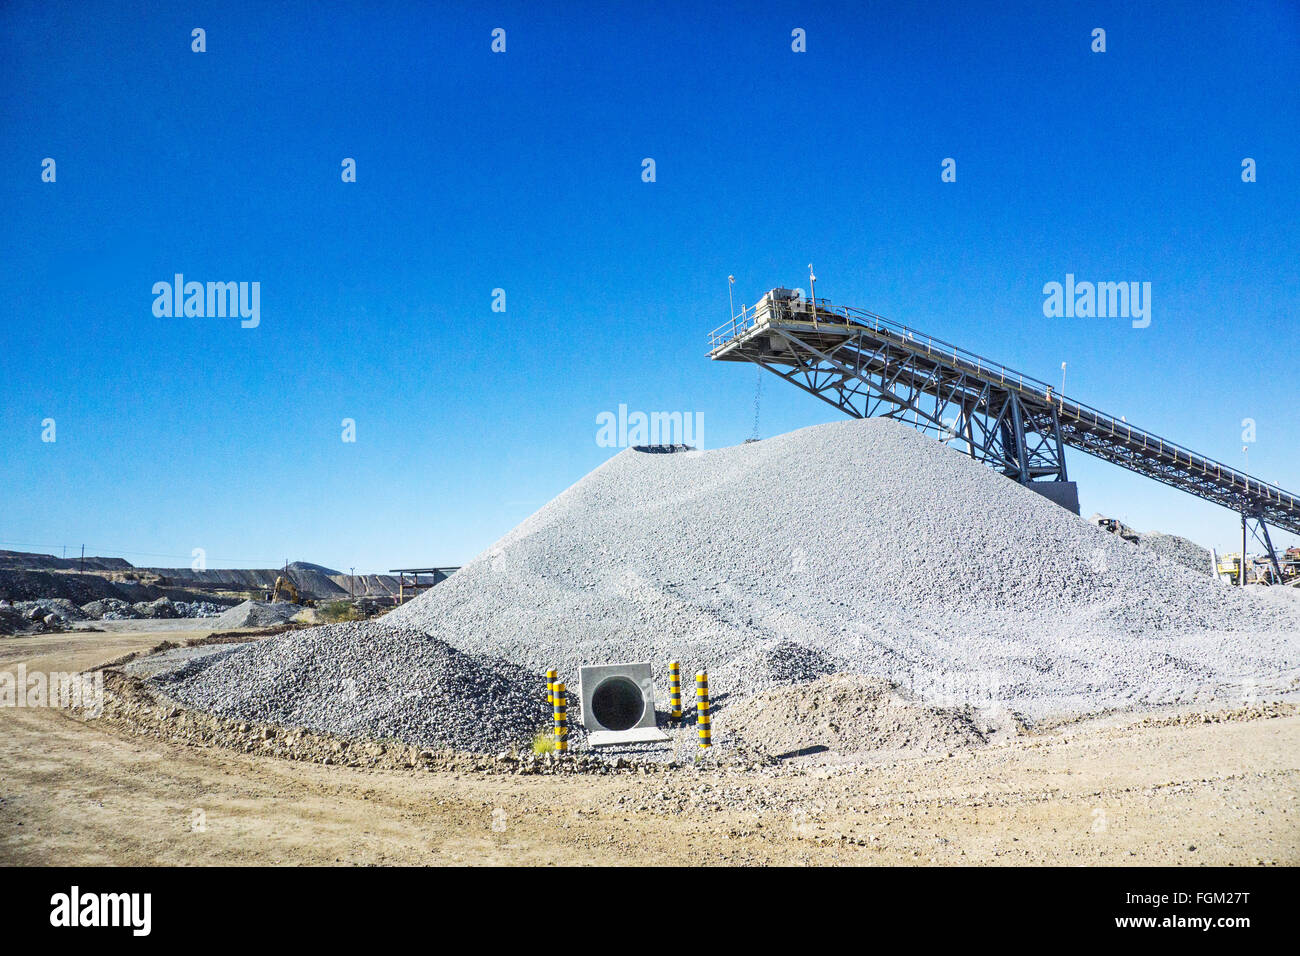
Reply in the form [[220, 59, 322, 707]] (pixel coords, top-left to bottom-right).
[[1091, 515, 1140, 544], [709, 284, 1299, 552], [268, 575, 314, 606]]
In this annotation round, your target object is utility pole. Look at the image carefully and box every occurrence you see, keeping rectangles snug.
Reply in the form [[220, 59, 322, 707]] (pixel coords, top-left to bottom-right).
[[807, 263, 818, 330], [80, 544, 84, 573], [1240, 445, 1249, 586], [1240, 514, 1248, 586], [350, 567, 355, 600]]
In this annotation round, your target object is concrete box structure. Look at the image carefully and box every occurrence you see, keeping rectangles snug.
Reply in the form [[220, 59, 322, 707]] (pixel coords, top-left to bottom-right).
[[578, 661, 669, 747]]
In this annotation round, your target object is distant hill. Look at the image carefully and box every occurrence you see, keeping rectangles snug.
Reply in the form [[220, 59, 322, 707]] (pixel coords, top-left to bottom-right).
[[288, 561, 342, 575], [0, 550, 133, 572], [0, 548, 447, 604]]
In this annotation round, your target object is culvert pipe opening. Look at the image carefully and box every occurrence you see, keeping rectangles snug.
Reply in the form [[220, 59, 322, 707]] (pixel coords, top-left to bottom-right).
[[590, 676, 645, 731]]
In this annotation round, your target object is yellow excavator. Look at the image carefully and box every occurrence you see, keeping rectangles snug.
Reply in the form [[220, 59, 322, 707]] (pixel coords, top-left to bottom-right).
[[269, 576, 314, 606]]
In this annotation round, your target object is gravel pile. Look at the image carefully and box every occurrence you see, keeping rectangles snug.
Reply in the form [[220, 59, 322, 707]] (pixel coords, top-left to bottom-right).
[[212, 600, 302, 630], [0, 605, 32, 636], [80, 597, 226, 620], [162, 621, 550, 753], [385, 417, 1300, 720], [82, 598, 139, 619], [14, 598, 90, 621], [1135, 530, 1213, 576], [718, 673, 1010, 761], [173, 601, 226, 618], [0, 598, 89, 631], [132, 597, 179, 619]]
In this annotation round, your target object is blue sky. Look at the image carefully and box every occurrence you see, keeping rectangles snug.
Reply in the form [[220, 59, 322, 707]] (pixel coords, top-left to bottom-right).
[[2, 0, 1297, 571]]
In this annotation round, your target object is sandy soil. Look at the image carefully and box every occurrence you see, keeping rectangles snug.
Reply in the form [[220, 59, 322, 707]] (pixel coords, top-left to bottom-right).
[[1, 630, 1296, 866]]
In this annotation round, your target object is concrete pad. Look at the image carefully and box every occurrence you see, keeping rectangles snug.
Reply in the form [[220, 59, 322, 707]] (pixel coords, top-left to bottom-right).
[[588, 727, 670, 747]]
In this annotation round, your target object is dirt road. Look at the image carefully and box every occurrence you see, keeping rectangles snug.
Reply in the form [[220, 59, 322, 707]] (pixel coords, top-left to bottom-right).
[[1, 630, 1296, 865]]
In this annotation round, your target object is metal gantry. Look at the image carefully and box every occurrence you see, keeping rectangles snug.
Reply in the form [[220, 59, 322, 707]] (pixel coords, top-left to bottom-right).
[[708, 289, 1299, 573]]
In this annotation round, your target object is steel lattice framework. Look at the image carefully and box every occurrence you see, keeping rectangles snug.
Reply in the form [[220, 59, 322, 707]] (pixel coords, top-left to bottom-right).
[[708, 290, 1300, 570]]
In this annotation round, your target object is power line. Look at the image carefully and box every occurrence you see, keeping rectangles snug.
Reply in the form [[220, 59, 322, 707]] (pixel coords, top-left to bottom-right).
[[0, 538, 286, 567]]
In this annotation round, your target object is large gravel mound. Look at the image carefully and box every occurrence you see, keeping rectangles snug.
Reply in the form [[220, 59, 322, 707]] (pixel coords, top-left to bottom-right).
[[386, 418, 1300, 719], [162, 621, 550, 753]]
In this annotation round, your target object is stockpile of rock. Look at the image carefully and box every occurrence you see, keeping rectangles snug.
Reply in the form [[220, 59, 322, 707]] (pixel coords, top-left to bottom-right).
[[0, 598, 90, 633], [79, 597, 227, 621], [211, 600, 302, 630], [149, 418, 1300, 760], [162, 621, 550, 753], [386, 418, 1300, 719]]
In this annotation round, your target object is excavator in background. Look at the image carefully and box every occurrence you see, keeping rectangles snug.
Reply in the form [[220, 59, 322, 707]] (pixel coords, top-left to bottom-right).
[[268, 575, 314, 606], [1090, 515, 1140, 544]]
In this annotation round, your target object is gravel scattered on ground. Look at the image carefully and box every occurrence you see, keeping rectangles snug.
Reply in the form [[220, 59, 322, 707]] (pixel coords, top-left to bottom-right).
[[162, 621, 551, 753], [384, 417, 1300, 721]]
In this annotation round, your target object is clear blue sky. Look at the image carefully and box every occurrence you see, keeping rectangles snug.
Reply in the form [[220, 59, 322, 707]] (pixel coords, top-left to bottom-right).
[[2, 0, 1297, 570]]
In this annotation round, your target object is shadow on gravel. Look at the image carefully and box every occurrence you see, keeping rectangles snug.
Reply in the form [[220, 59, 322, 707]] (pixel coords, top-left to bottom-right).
[[774, 745, 830, 760]]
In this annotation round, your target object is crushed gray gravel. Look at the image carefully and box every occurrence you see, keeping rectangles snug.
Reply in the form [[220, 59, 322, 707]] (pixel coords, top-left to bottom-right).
[[122, 642, 250, 680], [161, 621, 550, 753], [1136, 530, 1213, 577], [384, 418, 1300, 721], [212, 600, 301, 630]]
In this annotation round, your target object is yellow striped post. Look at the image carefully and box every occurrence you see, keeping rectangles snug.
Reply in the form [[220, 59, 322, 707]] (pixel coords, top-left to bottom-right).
[[553, 681, 568, 752], [695, 670, 711, 748], [546, 668, 557, 705], [668, 661, 682, 720]]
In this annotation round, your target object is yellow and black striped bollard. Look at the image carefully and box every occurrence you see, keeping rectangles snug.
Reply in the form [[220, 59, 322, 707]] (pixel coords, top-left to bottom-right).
[[668, 661, 682, 721], [553, 681, 568, 752], [696, 670, 711, 748], [546, 668, 557, 706]]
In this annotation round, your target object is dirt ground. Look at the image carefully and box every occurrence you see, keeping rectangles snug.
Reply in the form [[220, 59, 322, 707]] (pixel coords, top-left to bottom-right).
[[1, 629, 1296, 866]]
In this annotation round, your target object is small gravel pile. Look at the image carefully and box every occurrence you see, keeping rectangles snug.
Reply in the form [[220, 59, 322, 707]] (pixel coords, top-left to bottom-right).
[[385, 417, 1300, 719], [212, 600, 301, 630], [719, 674, 1008, 761], [162, 621, 550, 753]]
